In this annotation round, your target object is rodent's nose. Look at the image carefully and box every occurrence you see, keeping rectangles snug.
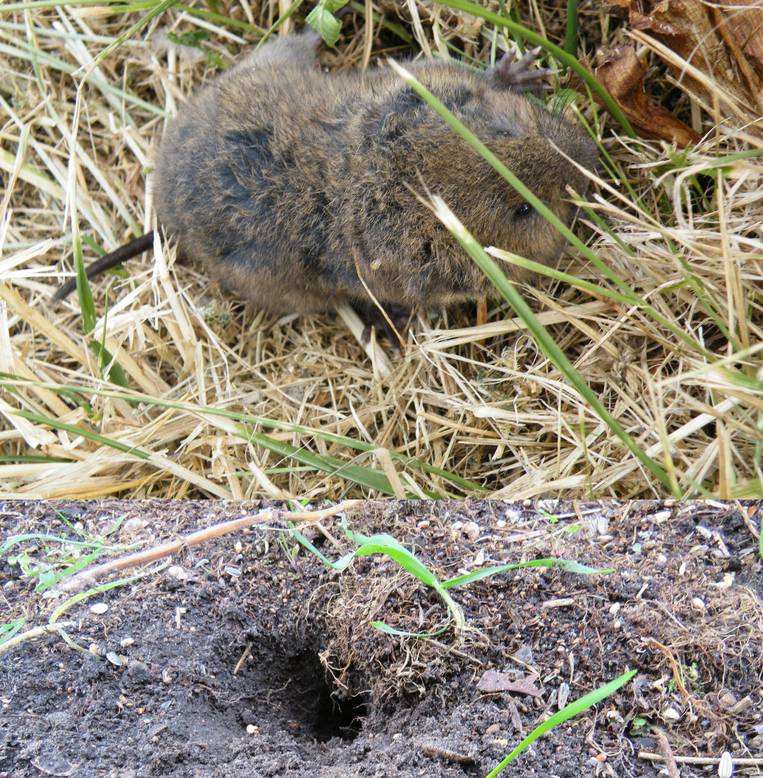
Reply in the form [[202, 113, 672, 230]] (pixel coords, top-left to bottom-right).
[[580, 134, 599, 173], [564, 133, 598, 195]]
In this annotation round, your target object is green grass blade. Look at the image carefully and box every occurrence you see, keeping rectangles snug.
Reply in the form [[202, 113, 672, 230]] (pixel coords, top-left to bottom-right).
[[0, 374, 483, 495], [10, 407, 151, 460], [49, 570, 157, 623], [0, 454, 71, 463], [88, 342, 130, 388], [242, 429, 399, 495], [348, 531, 441, 588], [0, 532, 126, 556], [255, 0, 305, 50], [442, 557, 613, 589], [72, 227, 96, 335], [35, 550, 106, 593], [348, 0, 413, 43], [486, 669, 637, 775], [433, 201, 676, 493], [0, 618, 26, 647], [175, 3, 264, 35], [93, 0, 177, 65], [564, 0, 578, 57], [387, 64, 677, 494]]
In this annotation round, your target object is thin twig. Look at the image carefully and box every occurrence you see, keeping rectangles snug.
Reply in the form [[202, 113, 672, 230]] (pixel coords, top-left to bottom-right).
[[0, 621, 74, 656], [654, 730, 680, 778], [639, 752, 763, 767], [57, 501, 360, 594]]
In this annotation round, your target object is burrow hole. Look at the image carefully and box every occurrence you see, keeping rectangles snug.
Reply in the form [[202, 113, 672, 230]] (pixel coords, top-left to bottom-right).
[[283, 649, 368, 742]]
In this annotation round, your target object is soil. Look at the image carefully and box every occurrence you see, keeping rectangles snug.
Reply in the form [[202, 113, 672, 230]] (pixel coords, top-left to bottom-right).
[[0, 500, 761, 777]]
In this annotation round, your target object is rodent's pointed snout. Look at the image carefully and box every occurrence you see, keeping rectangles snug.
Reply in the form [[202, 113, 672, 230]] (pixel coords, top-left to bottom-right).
[[578, 133, 600, 174], [561, 131, 599, 196]]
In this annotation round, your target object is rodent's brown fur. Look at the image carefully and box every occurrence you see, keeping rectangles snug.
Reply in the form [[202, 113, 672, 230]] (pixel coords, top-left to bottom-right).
[[62, 32, 597, 313]]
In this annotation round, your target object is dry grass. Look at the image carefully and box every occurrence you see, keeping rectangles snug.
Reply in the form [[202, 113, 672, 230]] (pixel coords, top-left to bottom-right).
[[0, 0, 761, 499]]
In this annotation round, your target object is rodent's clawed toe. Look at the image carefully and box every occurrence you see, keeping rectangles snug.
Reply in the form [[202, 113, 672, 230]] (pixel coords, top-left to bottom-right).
[[493, 43, 554, 92]]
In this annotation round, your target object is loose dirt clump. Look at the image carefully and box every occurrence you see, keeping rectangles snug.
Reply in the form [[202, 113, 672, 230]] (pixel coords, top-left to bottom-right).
[[1, 500, 761, 776]]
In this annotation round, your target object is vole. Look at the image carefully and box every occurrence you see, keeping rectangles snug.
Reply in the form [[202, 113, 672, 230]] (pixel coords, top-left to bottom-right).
[[54, 30, 598, 328]]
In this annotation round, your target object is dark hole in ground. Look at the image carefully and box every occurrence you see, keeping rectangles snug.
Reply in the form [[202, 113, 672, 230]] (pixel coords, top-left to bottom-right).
[[284, 650, 368, 743]]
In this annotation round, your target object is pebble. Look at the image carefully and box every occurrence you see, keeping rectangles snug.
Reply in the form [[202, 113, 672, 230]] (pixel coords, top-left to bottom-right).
[[462, 521, 480, 541], [167, 565, 190, 581], [106, 652, 125, 667]]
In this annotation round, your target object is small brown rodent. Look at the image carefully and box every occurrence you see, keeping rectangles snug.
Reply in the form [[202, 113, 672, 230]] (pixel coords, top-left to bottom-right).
[[55, 31, 597, 320]]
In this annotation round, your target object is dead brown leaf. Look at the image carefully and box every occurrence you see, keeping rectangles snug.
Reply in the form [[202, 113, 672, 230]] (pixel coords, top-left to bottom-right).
[[713, 0, 763, 96], [476, 670, 543, 697], [608, 0, 763, 115], [595, 44, 700, 146]]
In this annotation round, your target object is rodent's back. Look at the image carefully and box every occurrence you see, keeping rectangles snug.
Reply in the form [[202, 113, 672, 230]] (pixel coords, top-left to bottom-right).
[[154, 35, 597, 313]]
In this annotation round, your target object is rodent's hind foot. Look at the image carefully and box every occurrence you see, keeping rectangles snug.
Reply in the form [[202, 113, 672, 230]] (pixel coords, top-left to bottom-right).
[[492, 43, 554, 92], [354, 299, 411, 353]]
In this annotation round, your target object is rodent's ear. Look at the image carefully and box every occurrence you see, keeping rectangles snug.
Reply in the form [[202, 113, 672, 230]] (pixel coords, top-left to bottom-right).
[[493, 116, 521, 137]]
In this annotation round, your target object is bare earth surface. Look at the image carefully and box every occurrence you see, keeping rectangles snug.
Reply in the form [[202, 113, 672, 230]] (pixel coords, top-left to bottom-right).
[[1, 500, 761, 777]]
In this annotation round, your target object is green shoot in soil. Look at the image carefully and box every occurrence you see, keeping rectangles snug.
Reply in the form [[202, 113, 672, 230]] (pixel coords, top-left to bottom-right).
[[487, 668, 637, 775], [292, 520, 611, 637], [0, 618, 26, 648], [0, 517, 136, 593]]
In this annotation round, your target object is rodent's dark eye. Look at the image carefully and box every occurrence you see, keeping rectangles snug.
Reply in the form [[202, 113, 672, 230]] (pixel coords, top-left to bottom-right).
[[513, 202, 533, 220]]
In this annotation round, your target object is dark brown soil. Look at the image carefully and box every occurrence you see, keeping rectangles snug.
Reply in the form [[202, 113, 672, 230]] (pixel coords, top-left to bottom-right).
[[1, 500, 761, 777]]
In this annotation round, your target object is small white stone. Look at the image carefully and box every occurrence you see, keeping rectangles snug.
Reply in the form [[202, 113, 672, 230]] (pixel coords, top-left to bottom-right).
[[662, 706, 681, 721], [90, 602, 108, 615], [691, 597, 706, 611], [462, 521, 480, 541], [120, 638, 135, 648], [557, 682, 570, 709], [167, 565, 189, 580], [123, 518, 148, 534], [106, 652, 125, 667], [714, 573, 735, 590], [246, 724, 258, 735]]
